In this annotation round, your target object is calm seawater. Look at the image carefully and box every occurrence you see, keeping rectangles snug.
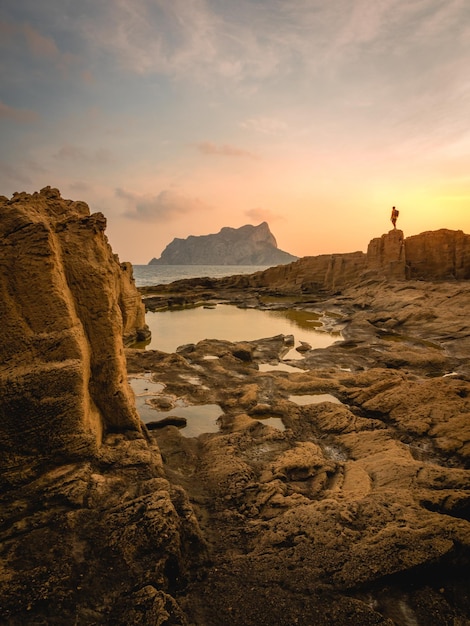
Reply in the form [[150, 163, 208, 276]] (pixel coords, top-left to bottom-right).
[[132, 264, 270, 287], [130, 265, 341, 355]]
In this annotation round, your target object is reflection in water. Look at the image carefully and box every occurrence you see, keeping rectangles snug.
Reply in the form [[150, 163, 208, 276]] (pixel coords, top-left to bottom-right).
[[256, 416, 286, 431], [289, 394, 342, 405], [129, 376, 286, 437], [129, 374, 164, 395], [146, 403, 223, 438], [143, 304, 340, 353], [258, 362, 301, 373]]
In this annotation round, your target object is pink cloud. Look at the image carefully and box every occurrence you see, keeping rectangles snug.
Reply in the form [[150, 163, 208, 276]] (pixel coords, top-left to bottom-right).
[[240, 117, 287, 135], [22, 23, 60, 58], [245, 207, 283, 223], [0, 100, 39, 124], [196, 141, 257, 159], [1, 20, 79, 76], [53, 144, 114, 163], [117, 187, 210, 222]]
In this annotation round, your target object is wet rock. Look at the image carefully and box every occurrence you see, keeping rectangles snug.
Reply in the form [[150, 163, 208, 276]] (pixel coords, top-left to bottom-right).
[[139, 276, 470, 625], [147, 417, 188, 430], [232, 343, 253, 361]]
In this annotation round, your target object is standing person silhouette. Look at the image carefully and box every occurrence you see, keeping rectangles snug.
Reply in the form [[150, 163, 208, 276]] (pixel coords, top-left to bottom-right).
[[391, 206, 399, 229]]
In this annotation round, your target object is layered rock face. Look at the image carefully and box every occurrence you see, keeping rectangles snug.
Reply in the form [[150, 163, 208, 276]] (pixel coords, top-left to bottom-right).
[[118, 260, 151, 345], [197, 228, 469, 294], [367, 227, 406, 279], [405, 228, 470, 280], [149, 221, 298, 265], [0, 188, 203, 625], [0, 187, 148, 483]]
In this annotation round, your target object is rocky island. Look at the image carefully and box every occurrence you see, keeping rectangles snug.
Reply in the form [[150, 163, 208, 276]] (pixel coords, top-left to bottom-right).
[[1, 188, 469, 625], [148, 221, 298, 265]]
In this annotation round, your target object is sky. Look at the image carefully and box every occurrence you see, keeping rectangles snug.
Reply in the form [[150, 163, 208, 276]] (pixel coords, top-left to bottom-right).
[[1, 0, 469, 264]]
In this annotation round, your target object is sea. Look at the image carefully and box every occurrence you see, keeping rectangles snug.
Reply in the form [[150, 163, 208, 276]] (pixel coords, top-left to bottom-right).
[[131, 264, 341, 355], [132, 264, 270, 288]]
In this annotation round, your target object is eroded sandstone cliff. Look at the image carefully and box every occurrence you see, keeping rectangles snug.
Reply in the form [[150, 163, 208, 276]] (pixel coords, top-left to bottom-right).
[[0, 187, 206, 624], [208, 227, 470, 293], [0, 187, 151, 484]]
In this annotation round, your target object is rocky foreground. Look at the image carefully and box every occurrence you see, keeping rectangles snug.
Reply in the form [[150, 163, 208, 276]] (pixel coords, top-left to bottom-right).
[[0, 190, 469, 625]]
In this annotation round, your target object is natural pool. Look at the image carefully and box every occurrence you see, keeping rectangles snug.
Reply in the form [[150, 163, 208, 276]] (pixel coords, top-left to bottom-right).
[[129, 374, 286, 437], [129, 374, 223, 437], [289, 394, 342, 405], [142, 304, 341, 354]]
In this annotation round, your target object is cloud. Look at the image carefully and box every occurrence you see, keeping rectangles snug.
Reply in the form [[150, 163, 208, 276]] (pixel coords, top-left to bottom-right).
[[240, 117, 287, 135], [68, 181, 94, 193], [0, 18, 81, 78], [6, 1, 467, 97], [53, 144, 114, 163], [21, 22, 61, 59], [0, 161, 32, 186], [244, 207, 283, 223], [117, 187, 209, 222], [73, 0, 298, 83], [0, 100, 39, 124], [195, 141, 256, 158]]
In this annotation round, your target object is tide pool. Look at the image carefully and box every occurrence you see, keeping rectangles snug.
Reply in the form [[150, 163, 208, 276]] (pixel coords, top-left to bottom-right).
[[141, 304, 341, 354]]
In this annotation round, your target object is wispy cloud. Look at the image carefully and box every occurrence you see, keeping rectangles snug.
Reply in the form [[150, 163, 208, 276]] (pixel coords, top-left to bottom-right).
[[0, 161, 32, 186], [195, 141, 257, 158], [74, 0, 296, 83], [53, 144, 114, 163], [68, 181, 94, 194], [0, 19, 79, 76], [21, 22, 61, 59], [245, 207, 283, 223], [0, 100, 39, 124], [240, 117, 287, 135], [117, 187, 209, 222]]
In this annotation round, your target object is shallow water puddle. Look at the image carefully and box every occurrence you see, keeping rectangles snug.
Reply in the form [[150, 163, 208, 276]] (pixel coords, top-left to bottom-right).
[[178, 374, 202, 385], [147, 403, 224, 438], [129, 374, 165, 395], [289, 393, 342, 405], [255, 416, 286, 431], [142, 304, 340, 353], [258, 362, 301, 373]]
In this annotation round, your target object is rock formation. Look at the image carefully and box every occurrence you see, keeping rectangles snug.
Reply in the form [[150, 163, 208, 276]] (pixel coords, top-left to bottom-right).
[[149, 221, 298, 266], [127, 275, 470, 625], [180, 228, 469, 294], [1, 191, 469, 626], [0, 187, 205, 624], [118, 260, 151, 346], [0, 187, 153, 485]]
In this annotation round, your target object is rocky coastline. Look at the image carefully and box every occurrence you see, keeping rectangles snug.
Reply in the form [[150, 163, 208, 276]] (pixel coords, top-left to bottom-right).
[[0, 189, 469, 625]]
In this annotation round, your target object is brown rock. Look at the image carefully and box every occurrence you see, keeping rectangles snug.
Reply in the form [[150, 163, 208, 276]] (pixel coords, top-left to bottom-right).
[[2, 189, 470, 626], [367, 228, 406, 279], [143, 228, 470, 301], [405, 228, 470, 280], [0, 187, 146, 483]]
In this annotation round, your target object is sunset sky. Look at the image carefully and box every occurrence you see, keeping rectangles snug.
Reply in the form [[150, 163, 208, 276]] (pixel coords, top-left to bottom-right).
[[1, 0, 469, 264]]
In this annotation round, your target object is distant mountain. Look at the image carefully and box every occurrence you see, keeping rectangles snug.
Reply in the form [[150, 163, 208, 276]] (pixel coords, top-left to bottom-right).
[[148, 222, 298, 266]]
